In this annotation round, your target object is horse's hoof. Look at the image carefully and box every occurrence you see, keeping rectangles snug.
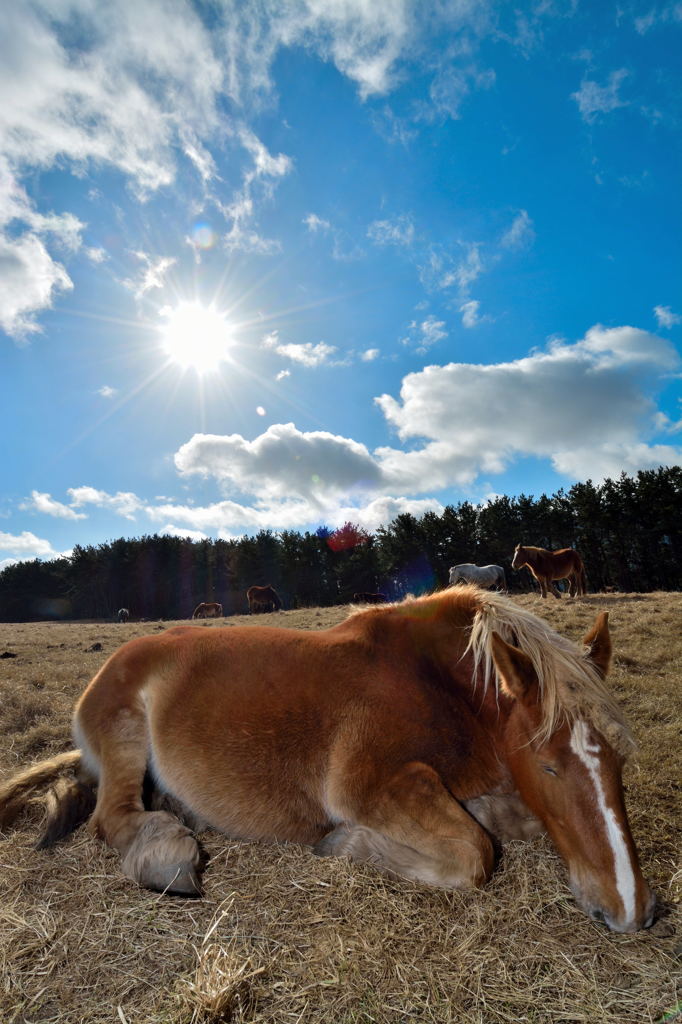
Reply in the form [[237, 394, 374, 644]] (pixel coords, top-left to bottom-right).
[[137, 859, 203, 897], [120, 812, 204, 896], [314, 824, 352, 857]]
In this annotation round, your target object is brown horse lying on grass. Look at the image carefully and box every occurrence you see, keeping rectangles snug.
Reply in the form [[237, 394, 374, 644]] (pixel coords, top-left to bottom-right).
[[512, 544, 587, 598], [192, 602, 223, 619], [0, 587, 655, 932], [247, 584, 282, 613]]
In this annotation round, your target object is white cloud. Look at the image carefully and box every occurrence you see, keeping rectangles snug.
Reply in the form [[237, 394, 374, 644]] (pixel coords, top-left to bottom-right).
[[0, 529, 66, 561], [217, 126, 293, 255], [401, 315, 448, 352], [256, 406, 266, 416], [302, 212, 363, 261], [121, 252, 175, 300], [145, 491, 444, 537], [423, 64, 495, 121], [500, 210, 535, 250], [572, 70, 629, 123], [174, 423, 383, 504], [303, 213, 331, 233], [424, 242, 484, 293], [22, 491, 86, 521], [330, 495, 445, 533], [97, 385, 117, 398], [276, 368, 291, 380], [654, 304, 681, 329], [67, 486, 143, 520], [0, 232, 73, 338], [375, 324, 681, 488], [367, 215, 415, 247], [459, 300, 481, 328], [85, 247, 108, 264], [361, 348, 380, 361], [634, 5, 682, 34], [551, 442, 682, 479], [159, 524, 208, 542], [263, 331, 337, 366]]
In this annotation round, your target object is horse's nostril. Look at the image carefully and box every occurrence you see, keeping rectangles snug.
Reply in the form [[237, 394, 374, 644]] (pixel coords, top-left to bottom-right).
[[590, 908, 605, 924]]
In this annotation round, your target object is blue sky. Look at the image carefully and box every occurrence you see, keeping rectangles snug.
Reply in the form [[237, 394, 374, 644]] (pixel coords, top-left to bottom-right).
[[1, 0, 681, 568]]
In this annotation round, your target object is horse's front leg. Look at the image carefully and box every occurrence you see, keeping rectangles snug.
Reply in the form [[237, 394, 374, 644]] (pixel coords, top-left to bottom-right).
[[315, 762, 494, 890], [82, 710, 204, 896]]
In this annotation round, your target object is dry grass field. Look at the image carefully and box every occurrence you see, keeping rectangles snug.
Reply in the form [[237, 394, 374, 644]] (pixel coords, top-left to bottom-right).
[[0, 593, 679, 1024]]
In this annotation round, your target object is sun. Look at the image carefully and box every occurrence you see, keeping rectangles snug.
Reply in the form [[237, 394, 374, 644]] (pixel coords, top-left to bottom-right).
[[159, 302, 233, 373]]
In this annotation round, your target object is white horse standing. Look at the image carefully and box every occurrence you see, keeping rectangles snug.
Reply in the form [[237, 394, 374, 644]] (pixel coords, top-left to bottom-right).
[[448, 563, 507, 591]]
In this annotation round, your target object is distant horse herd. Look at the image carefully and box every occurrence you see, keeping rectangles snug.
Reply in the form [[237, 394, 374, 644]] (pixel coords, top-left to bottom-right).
[[113, 545, 589, 623]]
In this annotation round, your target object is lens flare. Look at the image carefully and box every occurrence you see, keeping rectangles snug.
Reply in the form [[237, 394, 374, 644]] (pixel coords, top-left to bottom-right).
[[191, 222, 217, 250]]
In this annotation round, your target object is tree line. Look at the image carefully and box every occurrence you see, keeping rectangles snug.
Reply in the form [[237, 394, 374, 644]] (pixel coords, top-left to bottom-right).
[[0, 467, 680, 622]]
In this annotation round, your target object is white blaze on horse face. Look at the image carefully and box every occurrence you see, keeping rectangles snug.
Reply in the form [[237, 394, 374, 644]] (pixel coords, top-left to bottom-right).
[[569, 719, 637, 925]]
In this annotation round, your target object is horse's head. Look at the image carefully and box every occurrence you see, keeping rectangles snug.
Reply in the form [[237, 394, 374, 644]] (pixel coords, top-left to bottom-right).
[[491, 614, 655, 932], [511, 544, 524, 570]]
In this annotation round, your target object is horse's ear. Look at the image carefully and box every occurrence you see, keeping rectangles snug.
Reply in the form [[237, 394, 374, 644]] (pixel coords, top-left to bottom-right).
[[583, 611, 612, 678], [491, 631, 539, 705]]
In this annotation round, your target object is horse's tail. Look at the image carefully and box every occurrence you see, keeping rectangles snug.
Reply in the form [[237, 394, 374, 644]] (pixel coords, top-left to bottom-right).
[[272, 589, 282, 610], [0, 749, 95, 848]]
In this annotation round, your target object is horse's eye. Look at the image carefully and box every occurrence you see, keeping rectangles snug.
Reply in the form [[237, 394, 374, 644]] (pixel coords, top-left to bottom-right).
[[542, 764, 558, 776]]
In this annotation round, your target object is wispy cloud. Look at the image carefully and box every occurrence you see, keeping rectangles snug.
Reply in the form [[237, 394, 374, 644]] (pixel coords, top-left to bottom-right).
[[303, 211, 363, 261], [459, 300, 482, 328], [121, 252, 175, 300], [572, 69, 629, 123], [654, 304, 681, 329], [401, 315, 448, 353], [263, 330, 337, 367], [500, 209, 535, 250], [634, 5, 682, 34], [367, 215, 415, 247]]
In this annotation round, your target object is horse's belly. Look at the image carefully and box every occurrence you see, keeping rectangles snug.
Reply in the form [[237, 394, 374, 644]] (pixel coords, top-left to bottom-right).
[[147, 690, 335, 845]]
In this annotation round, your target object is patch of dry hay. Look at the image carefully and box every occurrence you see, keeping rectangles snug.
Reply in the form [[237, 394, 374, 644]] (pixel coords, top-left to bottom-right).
[[0, 595, 679, 1024]]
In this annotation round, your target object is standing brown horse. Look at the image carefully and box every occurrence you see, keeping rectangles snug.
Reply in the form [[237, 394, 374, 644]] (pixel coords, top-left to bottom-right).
[[192, 602, 223, 619], [247, 585, 282, 613], [0, 587, 654, 932], [512, 545, 587, 598]]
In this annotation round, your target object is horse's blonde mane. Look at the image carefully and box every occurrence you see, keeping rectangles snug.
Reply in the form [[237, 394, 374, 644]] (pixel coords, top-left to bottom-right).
[[461, 587, 633, 755]]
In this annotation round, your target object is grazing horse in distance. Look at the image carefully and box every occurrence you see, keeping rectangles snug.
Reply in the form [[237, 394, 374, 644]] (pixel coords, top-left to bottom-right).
[[353, 592, 388, 604], [512, 545, 587, 599], [247, 585, 282, 614], [449, 564, 507, 592], [0, 586, 655, 932], [192, 602, 223, 620], [117, 608, 130, 624]]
